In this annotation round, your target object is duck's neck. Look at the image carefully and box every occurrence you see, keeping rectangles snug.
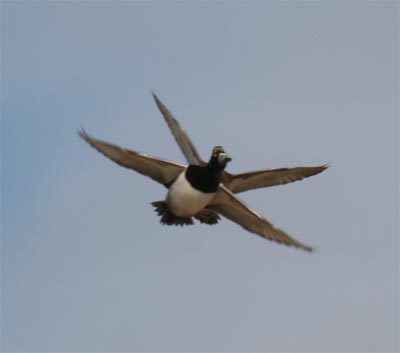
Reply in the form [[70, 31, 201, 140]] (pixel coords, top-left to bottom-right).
[[206, 159, 225, 173]]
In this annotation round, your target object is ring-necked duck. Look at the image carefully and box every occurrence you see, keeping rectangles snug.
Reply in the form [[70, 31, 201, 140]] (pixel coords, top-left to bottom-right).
[[79, 94, 327, 251]]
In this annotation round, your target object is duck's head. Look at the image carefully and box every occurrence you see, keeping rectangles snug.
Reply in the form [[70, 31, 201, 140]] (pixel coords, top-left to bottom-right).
[[208, 146, 232, 170]]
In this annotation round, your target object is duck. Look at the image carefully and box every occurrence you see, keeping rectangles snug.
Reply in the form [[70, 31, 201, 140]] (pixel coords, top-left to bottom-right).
[[79, 93, 327, 251]]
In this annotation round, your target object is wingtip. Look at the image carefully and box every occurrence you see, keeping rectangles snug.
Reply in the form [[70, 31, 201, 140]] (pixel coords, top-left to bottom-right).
[[78, 127, 89, 141], [152, 92, 174, 119], [311, 164, 329, 173], [312, 163, 329, 176], [152, 92, 166, 111], [287, 240, 313, 252], [303, 244, 314, 252], [151, 91, 160, 103], [269, 236, 314, 252]]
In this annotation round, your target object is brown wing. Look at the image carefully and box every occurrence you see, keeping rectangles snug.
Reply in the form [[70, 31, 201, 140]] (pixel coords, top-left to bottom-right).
[[228, 165, 328, 194], [152, 93, 205, 166], [208, 185, 313, 251], [78, 129, 185, 186]]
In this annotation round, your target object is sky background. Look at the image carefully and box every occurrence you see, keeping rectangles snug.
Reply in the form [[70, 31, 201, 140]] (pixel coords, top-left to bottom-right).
[[1, 1, 399, 352]]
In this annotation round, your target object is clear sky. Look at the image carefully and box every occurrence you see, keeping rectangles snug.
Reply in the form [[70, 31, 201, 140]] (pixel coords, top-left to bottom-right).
[[1, 1, 398, 352]]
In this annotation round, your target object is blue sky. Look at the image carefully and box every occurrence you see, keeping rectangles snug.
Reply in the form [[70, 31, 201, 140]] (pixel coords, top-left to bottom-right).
[[1, 1, 398, 352]]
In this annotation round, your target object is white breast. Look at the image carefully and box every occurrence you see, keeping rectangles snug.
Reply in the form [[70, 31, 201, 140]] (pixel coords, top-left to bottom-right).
[[166, 171, 216, 217]]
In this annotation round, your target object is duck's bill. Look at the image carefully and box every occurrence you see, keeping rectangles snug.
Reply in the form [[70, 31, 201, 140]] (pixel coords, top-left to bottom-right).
[[218, 153, 232, 164]]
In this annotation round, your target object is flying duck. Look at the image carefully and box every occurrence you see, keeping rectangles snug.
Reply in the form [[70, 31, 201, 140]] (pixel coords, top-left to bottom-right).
[[79, 94, 327, 251]]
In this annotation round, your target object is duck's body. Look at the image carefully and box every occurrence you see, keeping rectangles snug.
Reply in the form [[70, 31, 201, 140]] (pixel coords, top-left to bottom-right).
[[156, 146, 231, 224], [167, 170, 216, 217]]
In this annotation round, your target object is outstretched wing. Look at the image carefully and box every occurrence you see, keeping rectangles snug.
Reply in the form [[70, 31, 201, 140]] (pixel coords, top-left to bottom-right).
[[79, 129, 185, 187], [208, 185, 313, 251], [152, 93, 205, 166], [228, 165, 328, 194]]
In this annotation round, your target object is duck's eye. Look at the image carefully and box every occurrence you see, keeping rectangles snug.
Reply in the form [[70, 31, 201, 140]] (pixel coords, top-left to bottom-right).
[[213, 153, 219, 158]]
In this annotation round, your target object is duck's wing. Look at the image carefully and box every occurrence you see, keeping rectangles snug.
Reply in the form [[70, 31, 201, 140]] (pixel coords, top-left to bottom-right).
[[208, 185, 313, 251], [227, 165, 328, 194], [152, 93, 205, 166], [79, 129, 185, 187]]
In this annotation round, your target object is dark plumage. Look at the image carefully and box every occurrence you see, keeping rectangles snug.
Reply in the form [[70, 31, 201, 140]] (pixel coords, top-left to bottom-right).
[[185, 146, 231, 193]]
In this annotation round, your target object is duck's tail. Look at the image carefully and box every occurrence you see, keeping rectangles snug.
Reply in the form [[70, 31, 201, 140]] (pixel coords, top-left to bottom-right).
[[194, 208, 221, 225], [151, 201, 194, 226], [151, 201, 220, 226]]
